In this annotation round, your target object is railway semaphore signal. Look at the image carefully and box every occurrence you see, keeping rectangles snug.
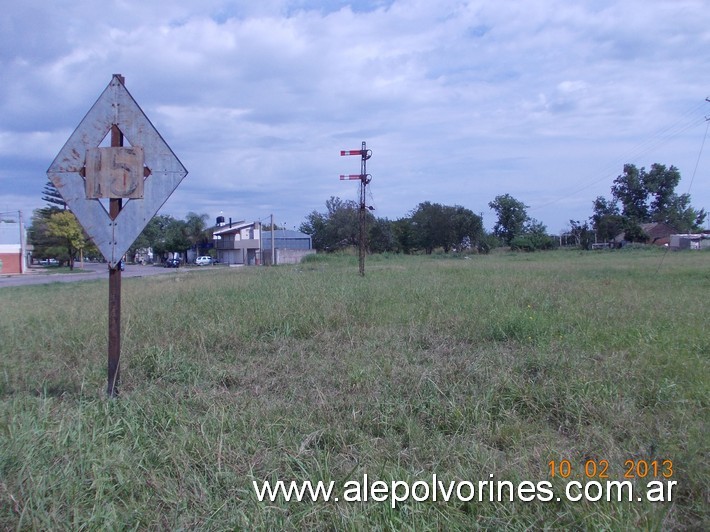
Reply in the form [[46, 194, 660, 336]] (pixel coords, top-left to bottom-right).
[[340, 141, 372, 276]]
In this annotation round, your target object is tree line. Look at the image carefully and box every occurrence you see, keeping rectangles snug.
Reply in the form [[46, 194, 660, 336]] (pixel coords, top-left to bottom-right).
[[301, 163, 706, 254], [299, 193, 556, 254], [29, 162, 706, 265], [130, 212, 210, 261], [26, 182, 93, 269], [568, 163, 706, 249], [30, 181, 213, 267]]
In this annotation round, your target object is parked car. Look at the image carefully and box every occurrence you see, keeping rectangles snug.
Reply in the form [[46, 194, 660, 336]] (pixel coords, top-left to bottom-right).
[[164, 258, 180, 268], [39, 258, 59, 266], [195, 256, 213, 266]]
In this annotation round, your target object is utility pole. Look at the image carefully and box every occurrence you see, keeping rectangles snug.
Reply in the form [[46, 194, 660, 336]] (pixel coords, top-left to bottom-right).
[[271, 213, 275, 265], [18, 210, 26, 274], [340, 141, 372, 276]]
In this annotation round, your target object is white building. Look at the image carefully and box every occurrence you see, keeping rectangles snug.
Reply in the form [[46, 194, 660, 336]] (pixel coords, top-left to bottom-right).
[[213, 221, 262, 265], [0, 220, 27, 274], [211, 220, 315, 266]]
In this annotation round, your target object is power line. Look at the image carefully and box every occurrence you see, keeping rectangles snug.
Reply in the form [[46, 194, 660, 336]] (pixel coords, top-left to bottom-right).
[[529, 100, 709, 214], [686, 109, 710, 195]]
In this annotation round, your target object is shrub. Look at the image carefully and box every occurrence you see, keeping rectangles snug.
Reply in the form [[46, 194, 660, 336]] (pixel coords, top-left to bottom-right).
[[510, 232, 555, 251]]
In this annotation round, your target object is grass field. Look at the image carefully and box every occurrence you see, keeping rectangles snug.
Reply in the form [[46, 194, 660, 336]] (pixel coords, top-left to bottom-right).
[[0, 249, 708, 530]]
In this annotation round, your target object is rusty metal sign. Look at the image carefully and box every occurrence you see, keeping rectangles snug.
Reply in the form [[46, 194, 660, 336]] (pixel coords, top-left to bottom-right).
[[84, 146, 145, 199], [47, 75, 188, 267]]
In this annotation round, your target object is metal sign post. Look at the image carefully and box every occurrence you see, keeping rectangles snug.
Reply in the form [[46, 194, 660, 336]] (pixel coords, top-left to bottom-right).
[[47, 74, 188, 396], [108, 112, 124, 396], [340, 141, 372, 276]]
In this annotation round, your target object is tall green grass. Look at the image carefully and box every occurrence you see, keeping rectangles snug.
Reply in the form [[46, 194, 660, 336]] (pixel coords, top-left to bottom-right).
[[0, 249, 707, 529]]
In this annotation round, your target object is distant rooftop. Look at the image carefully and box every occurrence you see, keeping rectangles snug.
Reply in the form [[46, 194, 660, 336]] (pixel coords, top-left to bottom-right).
[[262, 230, 312, 250], [212, 221, 255, 236], [0, 221, 21, 246]]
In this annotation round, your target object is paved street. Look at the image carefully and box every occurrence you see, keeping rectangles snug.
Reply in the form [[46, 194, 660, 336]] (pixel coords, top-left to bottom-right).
[[0, 262, 198, 288]]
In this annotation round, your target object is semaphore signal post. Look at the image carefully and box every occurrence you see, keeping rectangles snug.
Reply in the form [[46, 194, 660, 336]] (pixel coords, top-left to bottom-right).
[[340, 141, 372, 276]]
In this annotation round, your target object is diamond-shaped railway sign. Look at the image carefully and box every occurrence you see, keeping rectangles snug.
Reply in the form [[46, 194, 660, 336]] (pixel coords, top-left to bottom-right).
[[47, 75, 187, 267]]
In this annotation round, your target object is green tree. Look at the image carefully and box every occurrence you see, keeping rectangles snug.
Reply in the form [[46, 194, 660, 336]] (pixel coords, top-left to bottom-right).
[[591, 196, 625, 242], [410, 202, 448, 253], [611, 164, 648, 222], [46, 211, 87, 270], [608, 163, 705, 232], [184, 212, 209, 255], [299, 210, 329, 251], [663, 193, 706, 233], [645, 164, 680, 216], [622, 221, 649, 243], [328, 197, 362, 249], [392, 217, 415, 254], [28, 209, 54, 262], [30, 180, 101, 264], [450, 205, 484, 251], [489, 194, 529, 245], [510, 219, 555, 252], [165, 219, 191, 259], [28, 207, 92, 264], [300, 196, 371, 252], [407, 202, 483, 254], [132, 214, 191, 262], [368, 217, 396, 253], [568, 220, 595, 250], [41, 180, 67, 210]]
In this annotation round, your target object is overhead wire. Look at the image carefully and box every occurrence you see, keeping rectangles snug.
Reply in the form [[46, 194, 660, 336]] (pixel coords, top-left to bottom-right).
[[529, 99, 709, 214], [686, 117, 709, 195], [367, 182, 378, 214], [654, 109, 709, 274]]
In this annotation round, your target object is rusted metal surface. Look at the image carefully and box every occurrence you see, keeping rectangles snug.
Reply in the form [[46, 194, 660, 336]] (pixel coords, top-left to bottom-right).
[[84, 146, 145, 199], [107, 123, 123, 398], [47, 74, 187, 268], [107, 263, 121, 396], [340, 141, 372, 276], [107, 265, 121, 396], [47, 74, 188, 397]]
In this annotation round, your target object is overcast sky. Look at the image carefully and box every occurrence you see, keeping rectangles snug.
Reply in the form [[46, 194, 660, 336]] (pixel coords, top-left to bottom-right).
[[2, 0, 709, 233]]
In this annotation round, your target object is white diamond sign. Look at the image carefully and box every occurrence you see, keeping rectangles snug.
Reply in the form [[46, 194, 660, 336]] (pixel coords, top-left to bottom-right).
[[47, 75, 188, 267]]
